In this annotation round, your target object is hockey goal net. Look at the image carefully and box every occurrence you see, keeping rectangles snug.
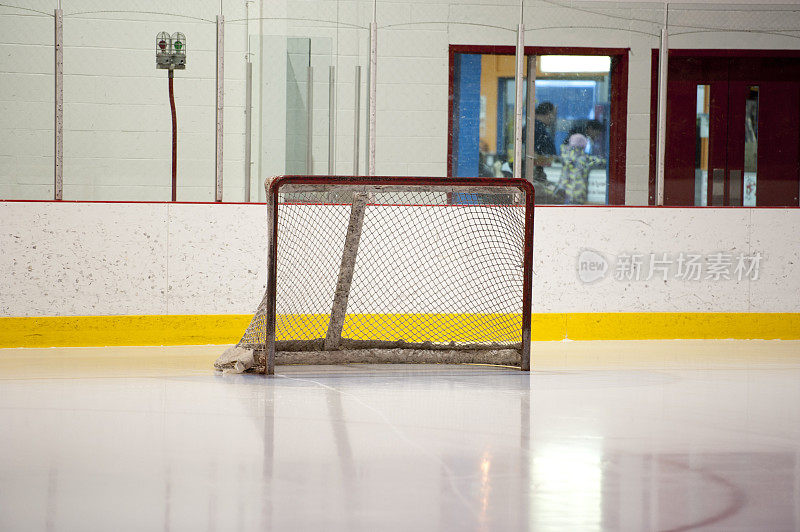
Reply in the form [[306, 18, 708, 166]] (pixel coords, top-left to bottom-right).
[[215, 175, 534, 374]]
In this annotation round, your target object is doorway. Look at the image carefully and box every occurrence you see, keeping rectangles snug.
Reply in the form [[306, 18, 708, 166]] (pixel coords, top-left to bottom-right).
[[650, 51, 800, 206]]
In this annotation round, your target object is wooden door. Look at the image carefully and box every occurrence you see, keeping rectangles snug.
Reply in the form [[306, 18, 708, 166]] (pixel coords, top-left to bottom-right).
[[659, 53, 800, 206]]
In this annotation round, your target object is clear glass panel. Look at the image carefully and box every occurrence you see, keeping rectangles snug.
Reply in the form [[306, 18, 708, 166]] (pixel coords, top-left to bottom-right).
[[452, 54, 521, 180], [60, 8, 220, 201], [452, 54, 611, 205], [695, 85, 710, 206], [247, 4, 369, 202], [5, 4, 800, 204], [285, 38, 312, 175], [0, 7, 52, 200], [535, 69, 611, 205], [743, 86, 759, 206]]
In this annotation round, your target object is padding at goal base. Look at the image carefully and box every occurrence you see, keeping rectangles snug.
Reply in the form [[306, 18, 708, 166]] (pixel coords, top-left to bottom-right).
[[215, 346, 522, 373]]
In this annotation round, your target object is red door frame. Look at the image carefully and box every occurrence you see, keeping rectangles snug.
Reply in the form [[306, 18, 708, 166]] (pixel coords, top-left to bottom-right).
[[649, 49, 800, 206], [448, 45, 629, 205]]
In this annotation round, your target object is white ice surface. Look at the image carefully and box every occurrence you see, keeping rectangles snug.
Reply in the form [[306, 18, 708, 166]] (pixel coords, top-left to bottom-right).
[[1, 341, 799, 531]]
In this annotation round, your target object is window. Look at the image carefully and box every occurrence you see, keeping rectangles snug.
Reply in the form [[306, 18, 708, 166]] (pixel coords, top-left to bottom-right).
[[449, 47, 628, 205]]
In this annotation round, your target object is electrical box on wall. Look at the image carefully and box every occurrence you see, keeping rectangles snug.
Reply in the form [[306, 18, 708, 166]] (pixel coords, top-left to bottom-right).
[[156, 31, 186, 70]]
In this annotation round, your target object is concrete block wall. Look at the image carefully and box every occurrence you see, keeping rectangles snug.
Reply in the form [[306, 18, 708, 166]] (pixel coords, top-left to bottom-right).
[[3, 1, 800, 204], [0, 1, 54, 200], [1, 0, 249, 202]]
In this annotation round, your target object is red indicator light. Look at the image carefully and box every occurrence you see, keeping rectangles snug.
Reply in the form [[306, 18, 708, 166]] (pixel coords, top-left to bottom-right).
[[158, 40, 167, 51]]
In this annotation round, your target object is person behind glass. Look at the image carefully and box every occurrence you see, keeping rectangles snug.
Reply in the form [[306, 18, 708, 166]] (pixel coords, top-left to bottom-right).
[[585, 119, 605, 156], [554, 133, 606, 205], [532, 102, 557, 181]]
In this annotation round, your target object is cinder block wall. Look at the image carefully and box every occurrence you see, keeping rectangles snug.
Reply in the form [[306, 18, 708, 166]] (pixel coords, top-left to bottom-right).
[[2, 1, 800, 203], [1, 0, 248, 202]]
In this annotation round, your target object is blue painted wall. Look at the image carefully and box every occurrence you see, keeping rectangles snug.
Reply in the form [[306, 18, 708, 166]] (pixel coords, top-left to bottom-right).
[[455, 54, 482, 178]]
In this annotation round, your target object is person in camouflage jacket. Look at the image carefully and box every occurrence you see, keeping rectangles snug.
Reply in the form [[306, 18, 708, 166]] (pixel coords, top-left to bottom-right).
[[554, 133, 606, 204]]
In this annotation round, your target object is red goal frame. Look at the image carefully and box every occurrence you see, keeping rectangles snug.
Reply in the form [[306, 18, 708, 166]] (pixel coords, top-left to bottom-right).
[[262, 175, 535, 374]]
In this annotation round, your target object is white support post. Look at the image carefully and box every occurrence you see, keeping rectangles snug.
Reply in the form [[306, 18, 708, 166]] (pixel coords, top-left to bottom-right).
[[244, 60, 252, 202], [656, 4, 669, 206], [353, 66, 361, 176], [513, 2, 525, 180], [257, 1, 265, 201], [54, 9, 63, 200], [244, 0, 253, 202], [307, 66, 314, 174], [328, 66, 336, 175], [524, 55, 536, 183], [215, 15, 225, 202], [365, 64, 370, 177], [368, 21, 377, 176]]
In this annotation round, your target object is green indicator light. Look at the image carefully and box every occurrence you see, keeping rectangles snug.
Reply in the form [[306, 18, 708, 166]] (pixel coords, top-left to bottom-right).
[[174, 41, 183, 51]]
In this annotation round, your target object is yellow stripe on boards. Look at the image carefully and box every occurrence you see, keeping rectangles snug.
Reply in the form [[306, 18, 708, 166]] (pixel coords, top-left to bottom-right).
[[0, 315, 252, 348], [563, 312, 800, 340], [1, 313, 799, 348], [532, 313, 568, 341]]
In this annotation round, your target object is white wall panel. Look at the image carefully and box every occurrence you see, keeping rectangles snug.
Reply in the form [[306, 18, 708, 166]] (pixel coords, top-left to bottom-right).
[[748, 209, 800, 313], [166, 204, 267, 315], [0, 202, 169, 317], [1, 202, 798, 318], [534, 207, 754, 313]]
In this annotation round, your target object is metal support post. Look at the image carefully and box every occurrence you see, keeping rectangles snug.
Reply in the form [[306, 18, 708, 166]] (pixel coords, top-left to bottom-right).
[[245, 61, 252, 201], [307, 66, 314, 174], [353, 66, 361, 176], [656, 4, 669, 205], [328, 66, 336, 175], [513, 4, 525, 180], [54, 9, 63, 200], [215, 15, 224, 202], [368, 21, 377, 176], [524, 55, 536, 183]]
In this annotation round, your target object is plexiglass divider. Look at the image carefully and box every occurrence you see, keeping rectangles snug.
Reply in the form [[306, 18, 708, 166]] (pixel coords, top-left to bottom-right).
[[2, 2, 800, 204]]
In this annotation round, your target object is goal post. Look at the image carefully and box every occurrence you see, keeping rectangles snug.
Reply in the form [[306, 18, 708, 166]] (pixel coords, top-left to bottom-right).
[[215, 175, 535, 375]]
